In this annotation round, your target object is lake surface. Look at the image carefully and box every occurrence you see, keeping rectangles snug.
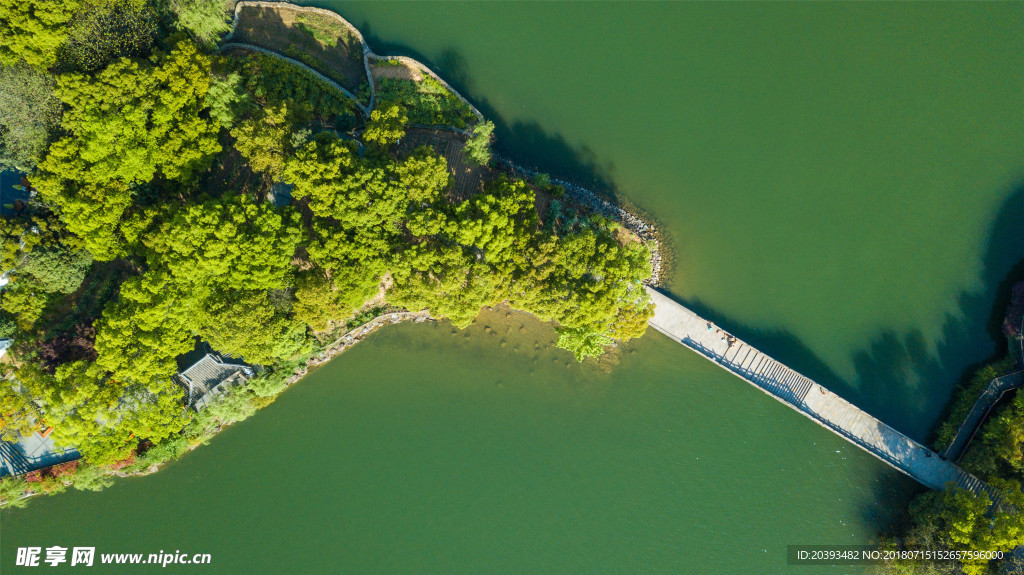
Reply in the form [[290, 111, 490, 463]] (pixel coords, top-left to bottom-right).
[[3, 2, 1023, 573]]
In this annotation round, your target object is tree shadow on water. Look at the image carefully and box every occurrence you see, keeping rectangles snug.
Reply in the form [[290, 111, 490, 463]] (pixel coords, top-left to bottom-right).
[[851, 181, 1024, 442], [349, 21, 627, 207]]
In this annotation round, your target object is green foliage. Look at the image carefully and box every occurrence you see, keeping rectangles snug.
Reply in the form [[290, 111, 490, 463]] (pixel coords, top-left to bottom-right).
[[0, 0, 80, 69], [194, 386, 257, 428], [0, 314, 16, 339], [230, 103, 293, 175], [229, 52, 353, 123], [934, 357, 1018, 451], [0, 278, 50, 331], [531, 172, 551, 190], [94, 272, 195, 386], [143, 195, 303, 292], [246, 370, 289, 399], [196, 289, 309, 364], [43, 38, 219, 184], [13, 360, 187, 465], [205, 72, 250, 128], [0, 64, 62, 171], [463, 120, 494, 166], [295, 13, 340, 48], [61, 0, 157, 73], [364, 102, 407, 147], [69, 463, 115, 491], [375, 76, 475, 128], [36, 39, 221, 259], [0, 476, 29, 509], [3, 19, 660, 509], [904, 484, 1024, 575], [165, 0, 231, 47], [556, 327, 614, 361], [19, 245, 93, 294], [961, 391, 1024, 483], [292, 271, 365, 332]]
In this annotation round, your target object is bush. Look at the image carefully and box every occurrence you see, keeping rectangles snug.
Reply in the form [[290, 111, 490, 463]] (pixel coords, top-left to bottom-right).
[[229, 53, 353, 123], [247, 371, 289, 399], [556, 327, 613, 361], [0, 313, 16, 338]]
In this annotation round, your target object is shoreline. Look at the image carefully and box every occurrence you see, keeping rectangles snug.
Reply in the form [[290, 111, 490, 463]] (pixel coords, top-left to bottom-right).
[[2, 0, 663, 507], [225, 0, 665, 286]]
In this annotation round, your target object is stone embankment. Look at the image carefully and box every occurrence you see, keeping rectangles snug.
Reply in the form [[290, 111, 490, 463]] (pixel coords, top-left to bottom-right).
[[283, 310, 434, 385]]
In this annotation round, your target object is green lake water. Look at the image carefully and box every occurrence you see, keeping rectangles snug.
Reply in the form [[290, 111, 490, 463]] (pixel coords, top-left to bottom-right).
[[2, 2, 1023, 573]]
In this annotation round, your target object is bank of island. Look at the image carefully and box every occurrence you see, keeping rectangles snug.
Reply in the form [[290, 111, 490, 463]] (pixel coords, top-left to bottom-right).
[[0, 1, 657, 503], [1, 3, 1023, 574]]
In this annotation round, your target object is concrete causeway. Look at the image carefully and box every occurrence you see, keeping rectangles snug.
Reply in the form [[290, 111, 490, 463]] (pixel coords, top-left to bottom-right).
[[646, 287, 994, 498]]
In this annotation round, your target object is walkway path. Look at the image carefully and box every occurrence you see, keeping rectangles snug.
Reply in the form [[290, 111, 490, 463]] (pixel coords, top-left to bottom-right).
[[943, 370, 1024, 462], [646, 287, 995, 499]]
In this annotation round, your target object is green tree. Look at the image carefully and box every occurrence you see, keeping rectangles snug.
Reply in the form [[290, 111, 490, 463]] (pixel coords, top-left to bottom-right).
[[462, 120, 494, 166], [165, 0, 231, 47], [363, 102, 408, 147], [142, 195, 303, 292], [0, 477, 29, 509], [555, 327, 614, 361], [196, 289, 309, 364], [292, 271, 366, 332], [0, 64, 62, 171], [62, 0, 157, 73], [41, 38, 220, 184], [19, 245, 93, 294], [231, 103, 293, 176], [35, 40, 221, 259], [93, 272, 196, 386], [0, 0, 80, 69], [205, 72, 250, 128]]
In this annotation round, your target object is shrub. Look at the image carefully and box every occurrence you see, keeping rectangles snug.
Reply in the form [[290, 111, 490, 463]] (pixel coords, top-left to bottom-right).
[[376, 77, 475, 128]]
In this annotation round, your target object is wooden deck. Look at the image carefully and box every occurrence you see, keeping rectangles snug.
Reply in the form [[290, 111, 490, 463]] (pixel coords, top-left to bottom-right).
[[646, 287, 995, 499]]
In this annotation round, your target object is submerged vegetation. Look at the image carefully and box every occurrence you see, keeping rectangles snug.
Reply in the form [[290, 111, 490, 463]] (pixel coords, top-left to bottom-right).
[[0, 0, 652, 506]]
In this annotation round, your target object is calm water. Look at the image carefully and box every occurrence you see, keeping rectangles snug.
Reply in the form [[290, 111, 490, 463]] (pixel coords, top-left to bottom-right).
[[3, 3, 1023, 573]]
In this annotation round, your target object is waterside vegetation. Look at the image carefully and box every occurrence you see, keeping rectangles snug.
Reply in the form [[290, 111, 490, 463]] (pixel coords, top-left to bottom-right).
[[0, 0, 654, 507]]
